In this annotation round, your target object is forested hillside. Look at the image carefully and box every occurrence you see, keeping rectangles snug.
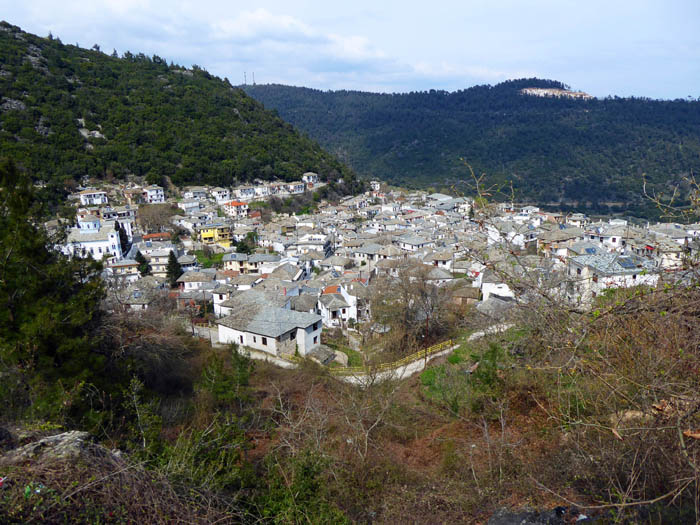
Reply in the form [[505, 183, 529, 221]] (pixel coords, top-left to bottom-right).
[[244, 80, 700, 215], [0, 22, 361, 203]]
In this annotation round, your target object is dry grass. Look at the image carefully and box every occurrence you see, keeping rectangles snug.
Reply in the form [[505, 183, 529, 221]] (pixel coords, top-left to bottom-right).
[[0, 452, 244, 524]]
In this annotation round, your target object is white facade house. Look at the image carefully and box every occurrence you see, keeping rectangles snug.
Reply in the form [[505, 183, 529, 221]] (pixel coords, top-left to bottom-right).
[[183, 187, 208, 200], [287, 182, 305, 194], [217, 306, 322, 356], [78, 189, 108, 206], [236, 186, 256, 201], [254, 185, 270, 198], [566, 253, 659, 306], [177, 199, 202, 213], [211, 187, 231, 203], [142, 185, 165, 203], [302, 172, 319, 184], [62, 218, 123, 260], [222, 201, 249, 218], [396, 234, 433, 252], [318, 285, 358, 327]]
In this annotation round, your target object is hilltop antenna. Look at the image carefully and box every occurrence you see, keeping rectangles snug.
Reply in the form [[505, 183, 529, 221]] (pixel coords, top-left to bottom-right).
[[244, 72, 247, 85], [252, 72, 255, 85]]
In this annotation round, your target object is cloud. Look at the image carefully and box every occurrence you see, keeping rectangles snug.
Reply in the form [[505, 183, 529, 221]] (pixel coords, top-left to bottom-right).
[[4, 1, 699, 97]]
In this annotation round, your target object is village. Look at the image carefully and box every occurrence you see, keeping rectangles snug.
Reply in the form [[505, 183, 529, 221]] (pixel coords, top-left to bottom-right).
[[51, 173, 700, 368]]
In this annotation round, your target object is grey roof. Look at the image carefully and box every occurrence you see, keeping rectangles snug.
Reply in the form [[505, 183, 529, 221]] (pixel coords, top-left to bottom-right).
[[570, 253, 657, 275], [355, 243, 383, 255], [222, 253, 248, 262], [248, 253, 281, 263], [219, 289, 286, 309], [290, 294, 319, 313], [319, 294, 349, 309], [109, 258, 138, 267], [396, 234, 430, 246], [176, 270, 216, 283], [66, 225, 117, 243], [269, 263, 301, 280], [217, 306, 320, 337]]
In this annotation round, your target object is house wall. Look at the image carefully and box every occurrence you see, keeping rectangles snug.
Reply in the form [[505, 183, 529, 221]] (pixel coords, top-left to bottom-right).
[[218, 325, 279, 355], [296, 323, 322, 355]]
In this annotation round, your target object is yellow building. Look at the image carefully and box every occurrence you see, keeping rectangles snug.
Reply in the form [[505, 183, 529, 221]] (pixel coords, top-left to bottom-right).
[[197, 223, 233, 248]]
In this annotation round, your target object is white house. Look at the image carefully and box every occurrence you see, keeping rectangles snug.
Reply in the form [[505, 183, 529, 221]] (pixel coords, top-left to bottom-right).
[[317, 285, 358, 327], [254, 185, 271, 199], [142, 185, 165, 203], [183, 187, 208, 200], [222, 200, 249, 218], [177, 199, 202, 213], [78, 189, 108, 206], [396, 234, 433, 252], [62, 218, 123, 260], [566, 253, 658, 306], [287, 182, 305, 195], [236, 186, 256, 201], [302, 172, 319, 185], [217, 305, 322, 356], [210, 187, 231, 203]]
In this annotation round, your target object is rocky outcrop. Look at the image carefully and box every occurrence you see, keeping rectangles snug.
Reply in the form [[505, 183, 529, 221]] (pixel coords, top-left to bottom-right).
[[0, 431, 116, 466]]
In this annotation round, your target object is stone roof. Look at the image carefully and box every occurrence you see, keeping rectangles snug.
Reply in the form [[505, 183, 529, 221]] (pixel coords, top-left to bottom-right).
[[570, 253, 657, 275], [290, 294, 319, 313], [217, 305, 320, 338], [176, 270, 216, 283], [319, 294, 349, 309]]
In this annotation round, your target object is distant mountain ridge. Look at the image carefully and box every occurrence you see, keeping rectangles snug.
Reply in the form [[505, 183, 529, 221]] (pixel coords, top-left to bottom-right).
[[243, 79, 700, 215], [0, 22, 362, 206]]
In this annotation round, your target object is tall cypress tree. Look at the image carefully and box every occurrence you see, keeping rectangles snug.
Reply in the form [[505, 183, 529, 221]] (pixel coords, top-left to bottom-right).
[[166, 250, 183, 288], [135, 250, 151, 276]]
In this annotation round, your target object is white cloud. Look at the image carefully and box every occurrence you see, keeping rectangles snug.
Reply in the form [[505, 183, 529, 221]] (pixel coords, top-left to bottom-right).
[[2, 0, 699, 97]]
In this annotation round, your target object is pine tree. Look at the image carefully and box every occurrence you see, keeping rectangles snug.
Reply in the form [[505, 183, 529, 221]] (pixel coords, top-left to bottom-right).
[[135, 250, 151, 276], [0, 158, 107, 418], [166, 250, 183, 288]]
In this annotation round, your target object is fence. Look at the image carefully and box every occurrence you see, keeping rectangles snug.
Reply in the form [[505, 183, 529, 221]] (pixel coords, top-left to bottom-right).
[[325, 339, 454, 377]]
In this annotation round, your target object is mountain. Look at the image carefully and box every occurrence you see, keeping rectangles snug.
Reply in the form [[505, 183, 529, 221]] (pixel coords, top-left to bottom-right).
[[0, 22, 362, 205], [243, 79, 700, 215]]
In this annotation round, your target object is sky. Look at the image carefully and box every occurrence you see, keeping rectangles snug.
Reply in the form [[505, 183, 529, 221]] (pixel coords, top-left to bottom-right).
[[3, 0, 699, 99]]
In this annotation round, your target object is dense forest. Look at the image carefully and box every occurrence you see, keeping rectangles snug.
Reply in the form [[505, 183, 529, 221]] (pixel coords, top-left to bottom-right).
[[244, 80, 700, 215], [0, 22, 362, 205]]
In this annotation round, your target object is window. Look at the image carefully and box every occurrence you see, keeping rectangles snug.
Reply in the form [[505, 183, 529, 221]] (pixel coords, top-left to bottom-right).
[[239, 335, 243, 343], [612, 238, 617, 243], [342, 308, 346, 314], [632, 274, 637, 280], [313, 336, 318, 344], [576, 268, 582, 275], [262, 337, 267, 346], [253, 336, 257, 343], [313, 322, 319, 330], [592, 275, 598, 283]]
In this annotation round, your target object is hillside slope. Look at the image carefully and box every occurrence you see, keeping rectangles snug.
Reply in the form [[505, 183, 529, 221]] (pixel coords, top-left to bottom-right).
[[0, 22, 361, 200], [243, 80, 700, 215]]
